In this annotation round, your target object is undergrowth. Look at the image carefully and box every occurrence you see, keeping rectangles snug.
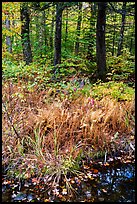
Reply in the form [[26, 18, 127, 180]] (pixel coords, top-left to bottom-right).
[[2, 55, 135, 191], [2, 79, 135, 189]]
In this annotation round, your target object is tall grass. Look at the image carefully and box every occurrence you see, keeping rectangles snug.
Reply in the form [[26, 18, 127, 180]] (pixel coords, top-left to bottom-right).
[[2, 80, 135, 189]]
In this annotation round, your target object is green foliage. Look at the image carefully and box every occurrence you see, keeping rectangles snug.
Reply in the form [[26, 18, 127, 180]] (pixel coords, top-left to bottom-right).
[[91, 81, 134, 101], [2, 60, 52, 85], [3, 56, 134, 103], [106, 49, 135, 83], [2, 60, 25, 80]]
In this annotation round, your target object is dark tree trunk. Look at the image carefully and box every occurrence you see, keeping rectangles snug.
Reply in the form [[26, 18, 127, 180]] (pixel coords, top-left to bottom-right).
[[54, 3, 63, 67], [117, 2, 127, 56], [6, 18, 12, 53], [129, 35, 133, 53], [20, 2, 32, 65], [96, 2, 107, 81], [75, 2, 82, 55]]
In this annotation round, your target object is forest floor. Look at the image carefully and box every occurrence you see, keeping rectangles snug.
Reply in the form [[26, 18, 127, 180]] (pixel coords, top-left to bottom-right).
[[2, 67, 135, 202]]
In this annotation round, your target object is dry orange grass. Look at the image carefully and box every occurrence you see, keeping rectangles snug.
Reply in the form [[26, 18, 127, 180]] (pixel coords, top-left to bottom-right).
[[2, 81, 135, 170]]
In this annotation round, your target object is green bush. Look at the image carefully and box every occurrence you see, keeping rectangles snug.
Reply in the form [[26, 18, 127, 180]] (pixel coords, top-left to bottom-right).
[[106, 50, 135, 82], [91, 81, 134, 101]]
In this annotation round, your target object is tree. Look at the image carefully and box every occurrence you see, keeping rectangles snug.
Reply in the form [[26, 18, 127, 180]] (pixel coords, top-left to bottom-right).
[[117, 2, 127, 56], [53, 2, 64, 68], [96, 2, 107, 81], [112, 12, 116, 56], [64, 7, 69, 51], [53, 2, 79, 69], [86, 2, 96, 62], [39, 10, 47, 56], [49, 8, 55, 51], [20, 2, 32, 65], [107, 2, 135, 56], [75, 2, 82, 55], [5, 17, 12, 53]]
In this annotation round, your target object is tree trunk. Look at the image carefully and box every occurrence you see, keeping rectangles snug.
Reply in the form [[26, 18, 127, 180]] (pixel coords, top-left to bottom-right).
[[65, 7, 68, 50], [35, 11, 39, 43], [39, 10, 46, 56], [54, 3, 63, 68], [35, 10, 41, 56], [129, 32, 134, 54], [50, 8, 55, 50], [44, 9, 49, 50], [20, 2, 32, 65], [117, 2, 127, 56], [87, 2, 96, 62], [75, 2, 82, 55], [112, 13, 116, 56], [96, 2, 107, 81], [6, 18, 12, 53]]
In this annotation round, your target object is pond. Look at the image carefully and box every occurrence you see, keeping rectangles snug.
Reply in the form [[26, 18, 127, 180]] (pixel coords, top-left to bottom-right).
[[2, 158, 135, 202]]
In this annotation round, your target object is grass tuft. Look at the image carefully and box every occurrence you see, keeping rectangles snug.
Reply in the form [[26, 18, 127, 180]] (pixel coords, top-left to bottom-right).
[[2, 80, 135, 192]]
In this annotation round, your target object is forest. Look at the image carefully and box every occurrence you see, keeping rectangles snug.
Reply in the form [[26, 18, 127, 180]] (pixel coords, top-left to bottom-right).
[[2, 2, 135, 202]]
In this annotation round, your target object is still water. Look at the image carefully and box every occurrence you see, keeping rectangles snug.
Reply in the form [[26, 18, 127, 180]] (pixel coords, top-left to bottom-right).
[[2, 162, 135, 202]]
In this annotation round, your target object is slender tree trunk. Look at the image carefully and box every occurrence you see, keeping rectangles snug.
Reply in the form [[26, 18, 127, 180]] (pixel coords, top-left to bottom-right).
[[54, 3, 63, 67], [34, 9, 48, 57], [29, 16, 33, 41], [112, 13, 116, 56], [65, 7, 68, 50], [35, 11, 39, 43], [129, 18, 135, 54], [20, 2, 32, 65], [96, 2, 107, 81], [87, 2, 96, 62], [44, 9, 49, 50], [39, 12, 45, 48], [39, 10, 46, 56], [6, 18, 12, 53], [117, 2, 127, 56], [75, 2, 82, 55], [50, 8, 55, 50], [129, 34, 133, 53]]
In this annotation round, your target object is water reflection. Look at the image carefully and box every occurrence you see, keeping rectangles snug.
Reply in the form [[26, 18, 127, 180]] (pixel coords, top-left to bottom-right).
[[2, 163, 135, 202], [95, 164, 135, 202]]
